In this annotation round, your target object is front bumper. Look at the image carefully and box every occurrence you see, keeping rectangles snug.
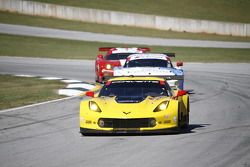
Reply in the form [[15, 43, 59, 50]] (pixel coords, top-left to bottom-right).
[[80, 127, 179, 135]]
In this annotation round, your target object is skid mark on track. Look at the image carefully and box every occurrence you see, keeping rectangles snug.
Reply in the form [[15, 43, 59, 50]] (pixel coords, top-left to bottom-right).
[[186, 78, 229, 103], [0, 126, 76, 145], [186, 70, 250, 105], [0, 113, 76, 131]]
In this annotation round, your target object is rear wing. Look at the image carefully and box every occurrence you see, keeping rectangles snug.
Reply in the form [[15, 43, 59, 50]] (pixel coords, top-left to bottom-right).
[[139, 47, 151, 52], [98, 47, 151, 52], [148, 52, 175, 57], [99, 47, 114, 51], [163, 53, 175, 57]]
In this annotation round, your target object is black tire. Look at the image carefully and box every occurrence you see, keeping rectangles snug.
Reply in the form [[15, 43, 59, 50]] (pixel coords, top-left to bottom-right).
[[183, 98, 190, 129], [95, 75, 99, 83], [177, 102, 182, 132], [96, 78, 103, 84]]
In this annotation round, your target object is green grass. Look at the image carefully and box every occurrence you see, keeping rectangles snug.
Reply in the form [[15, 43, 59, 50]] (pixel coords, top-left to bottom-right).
[[0, 33, 250, 63], [31, 0, 250, 23], [0, 75, 66, 110], [0, 11, 250, 42]]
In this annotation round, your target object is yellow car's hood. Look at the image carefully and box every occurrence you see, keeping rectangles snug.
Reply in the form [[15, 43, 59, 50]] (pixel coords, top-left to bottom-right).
[[93, 96, 169, 118]]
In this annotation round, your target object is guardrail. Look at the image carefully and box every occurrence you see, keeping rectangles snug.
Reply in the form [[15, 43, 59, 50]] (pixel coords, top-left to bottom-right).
[[0, 0, 249, 37]]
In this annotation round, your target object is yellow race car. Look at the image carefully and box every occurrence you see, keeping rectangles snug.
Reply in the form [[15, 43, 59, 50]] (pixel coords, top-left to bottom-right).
[[80, 77, 189, 135]]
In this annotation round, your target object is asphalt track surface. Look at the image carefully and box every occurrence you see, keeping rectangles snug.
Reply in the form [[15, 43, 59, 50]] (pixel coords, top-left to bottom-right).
[[0, 56, 250, 167], [1, 23, 250, 48]]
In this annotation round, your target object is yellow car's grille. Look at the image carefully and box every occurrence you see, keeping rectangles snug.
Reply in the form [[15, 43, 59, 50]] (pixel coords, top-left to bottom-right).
[[98, 118, 156, 128]]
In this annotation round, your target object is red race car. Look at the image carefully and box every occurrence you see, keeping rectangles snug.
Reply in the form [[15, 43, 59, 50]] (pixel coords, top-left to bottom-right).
[[95, 47, 150, 83]]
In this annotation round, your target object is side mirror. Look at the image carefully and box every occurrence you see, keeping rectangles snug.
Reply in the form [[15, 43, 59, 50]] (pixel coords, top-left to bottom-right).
[[85, 91, 94, 97], [97, 54, 103, 59], [176, 61, 183, 67], [177, 90, 187, 97]]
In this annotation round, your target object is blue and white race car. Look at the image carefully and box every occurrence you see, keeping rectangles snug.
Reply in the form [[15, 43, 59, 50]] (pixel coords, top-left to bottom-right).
[[113, 53, 185, 89]]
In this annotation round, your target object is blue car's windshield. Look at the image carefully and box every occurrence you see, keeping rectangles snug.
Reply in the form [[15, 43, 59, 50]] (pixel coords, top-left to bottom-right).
[[125, 59, 173, 68], [99, 80, 171, 102]]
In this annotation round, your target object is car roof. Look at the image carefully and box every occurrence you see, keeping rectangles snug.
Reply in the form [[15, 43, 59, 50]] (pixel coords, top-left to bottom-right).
[[111, 48, 144, 54], [108, 76, 165, 82], [128, 53, 169, 61]]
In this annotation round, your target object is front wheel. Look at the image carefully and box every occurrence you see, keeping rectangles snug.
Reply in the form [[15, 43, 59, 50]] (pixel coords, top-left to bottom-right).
[[95, 77, 99, 83], [182, 112, 189, 129], [183, 98, 190, 129], [177, 103, 182, 132], [95, 76, 103, 83]]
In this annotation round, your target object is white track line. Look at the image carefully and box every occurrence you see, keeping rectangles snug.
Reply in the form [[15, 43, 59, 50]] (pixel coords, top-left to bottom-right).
[[40, 77, 63, 80], [61, 79, 83, 83], [67, 83, 95, 89], [58, 89, 85, 96], [14, 74, 35, 77], [0, 74, 96, 113]]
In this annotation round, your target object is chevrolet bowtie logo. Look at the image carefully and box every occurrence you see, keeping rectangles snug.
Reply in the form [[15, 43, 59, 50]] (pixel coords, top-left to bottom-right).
[[123, 112, 131, 115]]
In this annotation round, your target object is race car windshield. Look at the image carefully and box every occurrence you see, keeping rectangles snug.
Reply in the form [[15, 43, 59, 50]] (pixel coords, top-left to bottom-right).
[[105, 53, 136, 60], [125, 59, 172, 68], [99, 81, 171, 103]]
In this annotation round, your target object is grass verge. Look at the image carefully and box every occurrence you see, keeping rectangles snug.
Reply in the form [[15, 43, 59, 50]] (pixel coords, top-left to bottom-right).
[[0, 11, 250, 42], [0, 33, 250, 63], [31, 0, 250, 23], [0, 74, 66, 110]]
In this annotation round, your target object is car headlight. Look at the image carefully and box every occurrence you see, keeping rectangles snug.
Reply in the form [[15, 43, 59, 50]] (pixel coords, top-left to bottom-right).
[[89, 101, 101, 112], [153, 101, 169, 112], [105, 64, 112, 70]]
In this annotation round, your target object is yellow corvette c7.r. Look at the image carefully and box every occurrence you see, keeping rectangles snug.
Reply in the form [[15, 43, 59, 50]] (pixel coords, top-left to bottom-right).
[[80, 77, 189, 135]]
